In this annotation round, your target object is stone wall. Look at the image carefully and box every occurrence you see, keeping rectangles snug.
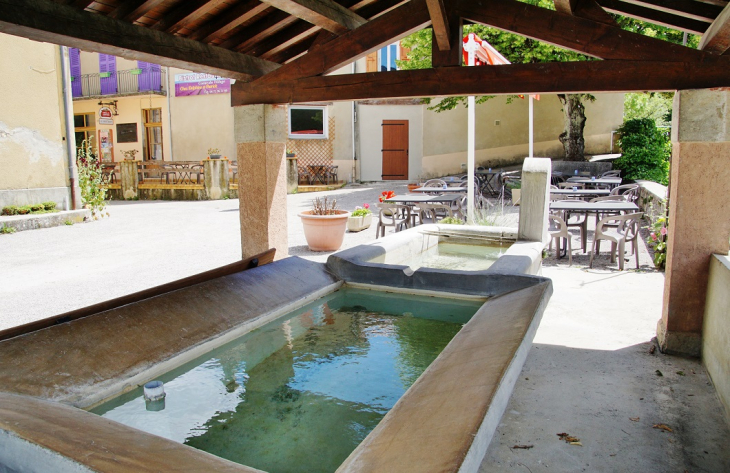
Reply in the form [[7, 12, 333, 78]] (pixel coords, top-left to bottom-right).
[[703, 255, 730, 421]]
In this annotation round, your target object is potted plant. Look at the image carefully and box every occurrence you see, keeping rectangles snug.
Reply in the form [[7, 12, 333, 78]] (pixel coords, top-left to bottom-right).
[[506, 179, 521, 205], [298, 197, 350, 251], [208, 147, 222, 159], [286, 149, 296, 158], [347, 203, 372, 232], [121, 149, 138, 160]]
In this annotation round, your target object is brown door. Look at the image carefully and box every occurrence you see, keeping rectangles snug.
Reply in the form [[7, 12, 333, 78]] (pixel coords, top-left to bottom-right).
[[381, 120, 409, 180]]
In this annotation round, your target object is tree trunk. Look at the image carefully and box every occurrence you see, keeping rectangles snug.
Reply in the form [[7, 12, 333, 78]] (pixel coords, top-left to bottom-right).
[[558, 94, 587, 161]]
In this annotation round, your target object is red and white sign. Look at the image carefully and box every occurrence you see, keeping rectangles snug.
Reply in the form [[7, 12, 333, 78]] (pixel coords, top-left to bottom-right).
[[99, 107, 113, 118]]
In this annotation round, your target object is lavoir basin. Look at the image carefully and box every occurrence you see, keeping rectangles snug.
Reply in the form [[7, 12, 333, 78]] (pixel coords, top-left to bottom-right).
[[0, 253, 551, 473], [93, 288, 483, 473]]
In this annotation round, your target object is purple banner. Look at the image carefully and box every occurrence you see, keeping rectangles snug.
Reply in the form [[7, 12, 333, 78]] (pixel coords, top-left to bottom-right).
[[174, 73, 230, 96]]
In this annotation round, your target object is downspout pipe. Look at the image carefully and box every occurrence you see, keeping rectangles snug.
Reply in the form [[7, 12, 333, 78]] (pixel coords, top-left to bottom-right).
[[59, 46, 79, 210]]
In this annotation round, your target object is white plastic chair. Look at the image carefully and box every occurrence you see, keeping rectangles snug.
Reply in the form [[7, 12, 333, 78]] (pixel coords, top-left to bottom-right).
[[601, 170, 622, 178], [590, 212, 643, 270], [548, 214, 572, 265], [418, 204, 453, 224], [375, 203, 411, 238], [610, 183, 640, 203]]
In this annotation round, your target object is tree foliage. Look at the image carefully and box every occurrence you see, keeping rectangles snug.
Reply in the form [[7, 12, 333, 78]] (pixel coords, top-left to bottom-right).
[[624, 92, 673, 127], [613, 118, 670, 184]]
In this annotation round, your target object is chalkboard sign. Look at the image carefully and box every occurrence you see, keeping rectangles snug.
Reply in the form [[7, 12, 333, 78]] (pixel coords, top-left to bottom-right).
[[116, 123, 138, 143]]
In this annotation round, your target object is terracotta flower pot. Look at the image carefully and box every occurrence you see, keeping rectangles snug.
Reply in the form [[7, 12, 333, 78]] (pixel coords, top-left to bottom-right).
[[298, 210, 350, 251], [407, 183, 420, 192]]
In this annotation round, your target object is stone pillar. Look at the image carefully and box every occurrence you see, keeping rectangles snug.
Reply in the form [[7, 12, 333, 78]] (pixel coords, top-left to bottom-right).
[[235, 104, 289, 259], [120, 159, 138, 200], [203, 158, 230, 200], [518, 157, 551, 244], [658, 89, 730, 357], [286, 155, 298, 194]]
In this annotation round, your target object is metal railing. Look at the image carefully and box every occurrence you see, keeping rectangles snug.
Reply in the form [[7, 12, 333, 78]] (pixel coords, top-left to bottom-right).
[[72, 67, 167, 99]]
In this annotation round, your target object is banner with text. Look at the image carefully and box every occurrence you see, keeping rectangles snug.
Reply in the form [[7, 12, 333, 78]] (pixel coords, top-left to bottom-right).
[[174, 73, 230, 96]]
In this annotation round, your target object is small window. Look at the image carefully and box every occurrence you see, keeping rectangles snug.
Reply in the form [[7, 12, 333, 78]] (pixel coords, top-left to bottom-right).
[[378, 43, 399, 72], [289, 106, 328, 140]]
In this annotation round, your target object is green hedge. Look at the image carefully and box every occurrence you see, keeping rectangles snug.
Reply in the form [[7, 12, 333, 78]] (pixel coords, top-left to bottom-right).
[[613, 118, 670, 185], [2, 201, 57, 216]]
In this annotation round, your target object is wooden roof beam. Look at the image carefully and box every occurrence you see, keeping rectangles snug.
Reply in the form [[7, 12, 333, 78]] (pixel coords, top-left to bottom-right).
[[251, 0, 431, 83], [0, 0, 280, 81], [619, 0, 722, 23], [260, 0, 366, 34], [109, 0, 165, 22], [151, 0, 223, 35], [187, 0, 269, 43], [596, 0, 709, 34], [232, 56, 730, 104], [554, 0, 618, 27], [432, 6, 462, 67], [427, 0, 451, 50], [700, 1, 730, 53], [456, 0, 707, 61]]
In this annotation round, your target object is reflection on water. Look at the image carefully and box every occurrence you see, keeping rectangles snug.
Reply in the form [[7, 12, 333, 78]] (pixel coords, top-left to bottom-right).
[[406, 242, 511, 271], [93, 288, 482, 473]]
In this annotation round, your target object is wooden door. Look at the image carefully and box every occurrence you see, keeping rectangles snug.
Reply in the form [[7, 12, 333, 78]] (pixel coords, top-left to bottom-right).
[[381, 120, 409, 180]]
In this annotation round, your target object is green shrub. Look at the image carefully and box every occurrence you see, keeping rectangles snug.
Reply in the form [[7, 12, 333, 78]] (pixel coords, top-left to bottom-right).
[[439, 216, 465, 225], [76, 139, 108, 218], [1, 206, 16, 216], [0, 225, 16, 234], [30, 204, 44, 212], [42, 201, 57, 211], [17, 206, 31, 215], [613, 118, 670, 185]]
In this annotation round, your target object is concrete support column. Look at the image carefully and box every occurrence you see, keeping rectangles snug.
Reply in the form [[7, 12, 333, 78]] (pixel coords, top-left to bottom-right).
[[518, 157, 551, 244], [658, 88, 730, 356], [120, 159, 138, 200], [203, 158, 229, 200], [234, 104, 289, 259], [286, 156, 298, 194]]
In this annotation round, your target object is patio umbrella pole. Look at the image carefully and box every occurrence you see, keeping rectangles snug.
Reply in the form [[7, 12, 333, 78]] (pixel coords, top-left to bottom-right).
[[529, 95, 534, 158], [465, 35, 479, 225]]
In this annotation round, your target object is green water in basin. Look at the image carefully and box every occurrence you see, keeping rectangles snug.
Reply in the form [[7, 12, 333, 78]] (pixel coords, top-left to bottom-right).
[[406, 241, 512, 271], [92, 287, 483, 473]]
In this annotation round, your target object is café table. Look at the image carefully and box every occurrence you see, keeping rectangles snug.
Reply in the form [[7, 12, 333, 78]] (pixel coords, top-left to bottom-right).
[[550, 200, 639, 253], [411, 186, 467, 193], [384, 194, 464, 220], [566, 176, 622, 189], [308, 165, 329, 184], [475, 170, 502, 196], [550, 188, 611, 198]]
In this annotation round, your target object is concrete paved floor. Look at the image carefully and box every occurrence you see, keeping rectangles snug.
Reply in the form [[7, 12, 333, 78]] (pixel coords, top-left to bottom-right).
[[1, 185, 728, 471]]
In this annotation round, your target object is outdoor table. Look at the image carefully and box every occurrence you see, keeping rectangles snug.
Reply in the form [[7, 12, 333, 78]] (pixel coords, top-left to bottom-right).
[[550, 188, 611, 198], [308, 165, 328, 184], [550, 200, 639, 252], [384, 194, 464, 220], [475, 170, 502, 196], [566, 176, 622, 189], [412, 186, 467, 193]]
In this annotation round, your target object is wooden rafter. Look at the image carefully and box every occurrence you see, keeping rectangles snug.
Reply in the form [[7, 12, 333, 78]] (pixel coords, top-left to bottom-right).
[[251, 0, 431, 83], [186, 0, 269, 43], [151, 0, 223, 35], [217, 9, 292, 50], [432, 6, 461, 67], [426, 0, 451, 50], [554, 0, 618, 27], [700, 1, 730, 53], [110, 0, 164, 22], [0, 0, 279, 80], [596, 0, 708, 34], [261, 0, 366, 34], [232, 57, 730, 105], [456, 0, 707, 61], [619, 0, 722, 23]]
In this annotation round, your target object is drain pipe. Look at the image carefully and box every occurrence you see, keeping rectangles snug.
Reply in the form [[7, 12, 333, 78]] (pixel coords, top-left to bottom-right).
[[59, 46, 78, 210]]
